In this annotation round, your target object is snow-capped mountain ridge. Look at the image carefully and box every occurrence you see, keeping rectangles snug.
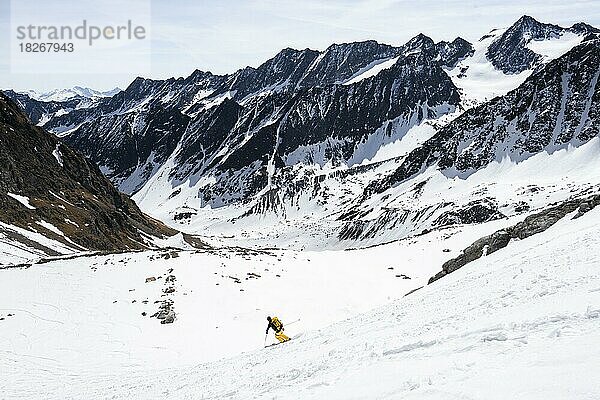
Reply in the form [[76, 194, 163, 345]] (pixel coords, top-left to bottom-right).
[[21, 86, 122, 102], [486, 15, 599, 73], [366, 39, 600, 195], [25, 33, 465, 201], [3, 16, 599, 251]]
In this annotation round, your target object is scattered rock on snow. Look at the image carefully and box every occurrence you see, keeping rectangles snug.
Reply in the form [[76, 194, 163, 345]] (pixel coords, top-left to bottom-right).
[[164, 286, 175, 294], [161, 311, 176, 324]]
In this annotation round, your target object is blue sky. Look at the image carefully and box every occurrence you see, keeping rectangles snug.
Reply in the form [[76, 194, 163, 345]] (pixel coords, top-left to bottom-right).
[[2, 0, 600, 92]]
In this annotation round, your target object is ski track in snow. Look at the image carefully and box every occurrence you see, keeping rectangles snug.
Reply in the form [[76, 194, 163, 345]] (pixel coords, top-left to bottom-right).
[[1, 207, 600, 399]]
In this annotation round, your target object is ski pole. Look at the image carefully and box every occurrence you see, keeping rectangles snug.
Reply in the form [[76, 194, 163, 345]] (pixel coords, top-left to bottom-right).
[[286, 318, 301, 326], [263, 333, 268, 347]]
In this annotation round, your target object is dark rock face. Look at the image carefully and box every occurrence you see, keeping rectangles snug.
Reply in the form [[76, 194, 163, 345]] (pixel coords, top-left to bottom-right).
[[429, 193, 600, 284], [218, 48, 321, 99], [296, 41, 400, 88], [433, 199, 505, 227], [0, 93, 176, 253], [436, 37, 475, 68], [65, 105, 191, 193], [366, 40, 600, 197], [197, 47, 461, 204], [401, 34, 474, 68], [487, 15, 600, 73]]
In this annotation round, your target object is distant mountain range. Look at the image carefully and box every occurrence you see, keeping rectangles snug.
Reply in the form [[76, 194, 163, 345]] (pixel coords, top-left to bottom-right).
[[20, 86, 122, 102], [3, 15, 600, 252]]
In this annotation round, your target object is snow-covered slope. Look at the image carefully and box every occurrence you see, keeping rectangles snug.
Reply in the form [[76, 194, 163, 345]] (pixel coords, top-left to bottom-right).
[[1, 195, 598, 399]]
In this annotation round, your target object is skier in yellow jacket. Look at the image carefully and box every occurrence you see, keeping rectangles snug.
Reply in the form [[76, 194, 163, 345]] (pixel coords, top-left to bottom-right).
[[266, 316, 290, 343]]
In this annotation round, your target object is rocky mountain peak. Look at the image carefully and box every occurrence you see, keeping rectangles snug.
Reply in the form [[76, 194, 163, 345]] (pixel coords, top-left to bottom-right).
[[511, 15, 558, 34], [487, 15, 597, 74], [570, 22, 600, 35], [402, 34, 473, 68], [404, 33, 435, 50]]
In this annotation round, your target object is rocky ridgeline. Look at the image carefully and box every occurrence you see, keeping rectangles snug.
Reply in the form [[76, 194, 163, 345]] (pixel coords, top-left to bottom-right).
[[429, 191, 600, 283], [4, 33, 473, 202]]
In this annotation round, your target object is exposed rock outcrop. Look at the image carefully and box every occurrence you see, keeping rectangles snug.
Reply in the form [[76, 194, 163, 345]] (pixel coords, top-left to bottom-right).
[[429, 192, 600, 283]]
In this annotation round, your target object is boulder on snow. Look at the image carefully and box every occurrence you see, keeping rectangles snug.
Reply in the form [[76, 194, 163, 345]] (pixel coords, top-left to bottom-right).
[[433, 199, 505, 227], [145, 276, 156, 283], [164, 286, 175, 294], [160, 311, 176, 324], [440, 229, 510, 276]]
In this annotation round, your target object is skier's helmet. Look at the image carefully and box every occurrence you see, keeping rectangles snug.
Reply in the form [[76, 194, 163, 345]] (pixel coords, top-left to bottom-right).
[[267, 316, 271, 321]]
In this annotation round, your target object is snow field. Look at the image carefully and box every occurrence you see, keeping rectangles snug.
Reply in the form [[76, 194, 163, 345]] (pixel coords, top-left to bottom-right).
[[0, 224, 480, 386], [2, 197, 599, 399]]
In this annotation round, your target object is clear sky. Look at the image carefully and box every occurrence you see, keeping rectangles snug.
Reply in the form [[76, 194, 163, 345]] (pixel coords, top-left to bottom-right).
[[1, 0, 600, 92]]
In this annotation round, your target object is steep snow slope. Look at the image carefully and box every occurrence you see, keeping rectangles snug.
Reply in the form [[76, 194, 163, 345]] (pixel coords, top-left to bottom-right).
[[2, 197, 599, 399], [0, 221, 83, 265], [341, 56, 400, 85], [446, 28, 532, 105]]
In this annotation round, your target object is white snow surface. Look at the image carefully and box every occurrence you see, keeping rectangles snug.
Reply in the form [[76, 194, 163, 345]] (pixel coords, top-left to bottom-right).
[[6, 192, 35, 210], [447, 29, 531, 106], [1, 203, 599, 399], [527, 31, 584, 62], [342, 56, 400, 85], [447, 29, 586, 107]]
